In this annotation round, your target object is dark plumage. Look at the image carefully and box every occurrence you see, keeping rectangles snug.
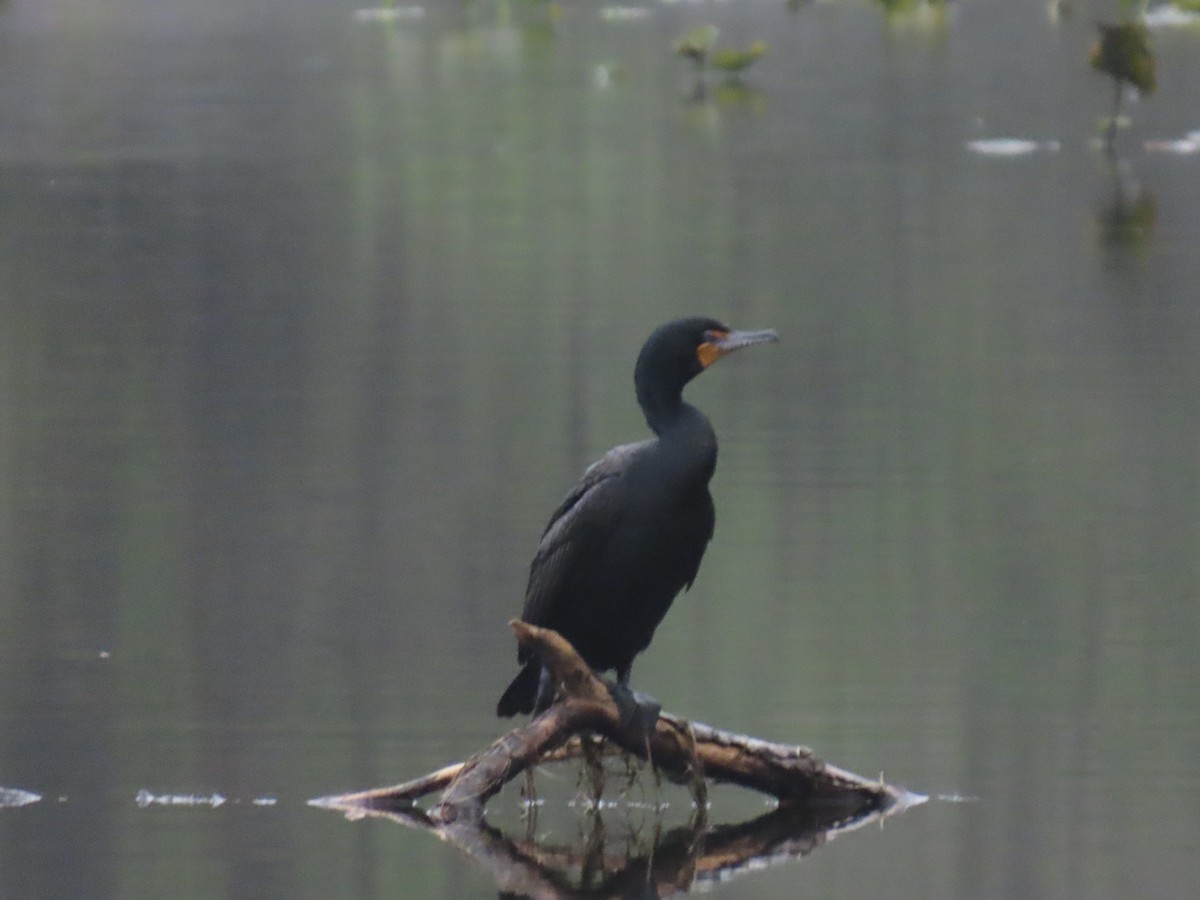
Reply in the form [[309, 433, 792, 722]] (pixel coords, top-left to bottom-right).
[[497, 317, 778, 718]]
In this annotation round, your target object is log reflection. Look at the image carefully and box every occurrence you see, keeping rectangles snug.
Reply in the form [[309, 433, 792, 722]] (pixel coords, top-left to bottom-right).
[[315, 789, 917, 898]]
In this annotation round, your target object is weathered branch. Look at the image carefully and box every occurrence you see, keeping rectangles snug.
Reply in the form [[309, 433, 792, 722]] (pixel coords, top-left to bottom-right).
[[309, 623, 925, 893], [312, 621, 907, 825]]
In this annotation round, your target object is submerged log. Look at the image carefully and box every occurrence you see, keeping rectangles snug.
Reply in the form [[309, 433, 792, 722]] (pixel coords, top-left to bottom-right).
[[314, 621, 908, 824]]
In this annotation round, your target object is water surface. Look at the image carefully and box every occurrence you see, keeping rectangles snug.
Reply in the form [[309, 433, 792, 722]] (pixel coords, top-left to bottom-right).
[[1, 1, 1198, 898]]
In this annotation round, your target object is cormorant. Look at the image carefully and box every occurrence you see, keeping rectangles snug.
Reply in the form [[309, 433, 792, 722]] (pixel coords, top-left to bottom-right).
[[497, 317, 779, 721]]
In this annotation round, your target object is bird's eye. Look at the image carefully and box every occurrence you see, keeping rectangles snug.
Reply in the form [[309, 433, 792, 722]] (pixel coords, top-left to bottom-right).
[[703, 329, 728, 344]]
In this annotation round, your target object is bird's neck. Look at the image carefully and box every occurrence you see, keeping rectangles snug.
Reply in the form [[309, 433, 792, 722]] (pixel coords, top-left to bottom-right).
[[636, 391, 718, 488], [638, 378, 684, 433], [641, 394, 715, 447]]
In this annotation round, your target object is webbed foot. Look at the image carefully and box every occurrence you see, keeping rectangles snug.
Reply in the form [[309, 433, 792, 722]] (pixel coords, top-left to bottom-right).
[[607, 682, 662, 741]]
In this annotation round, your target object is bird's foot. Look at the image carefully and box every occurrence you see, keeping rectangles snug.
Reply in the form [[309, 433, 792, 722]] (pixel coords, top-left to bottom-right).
[[606, 682, 662, 741]]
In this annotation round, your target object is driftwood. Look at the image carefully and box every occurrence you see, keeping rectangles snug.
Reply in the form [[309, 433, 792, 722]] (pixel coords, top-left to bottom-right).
[[314, 622, 912, 819], [311, 622, 922, 893]]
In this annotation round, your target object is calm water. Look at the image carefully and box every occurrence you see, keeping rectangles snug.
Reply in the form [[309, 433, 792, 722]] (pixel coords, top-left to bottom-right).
[[1, 0, 1198, 897]]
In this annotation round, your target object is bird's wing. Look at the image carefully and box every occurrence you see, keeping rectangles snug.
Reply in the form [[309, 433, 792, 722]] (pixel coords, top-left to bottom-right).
[[538, 440, 649, 538], [521, 440, 651, 633]]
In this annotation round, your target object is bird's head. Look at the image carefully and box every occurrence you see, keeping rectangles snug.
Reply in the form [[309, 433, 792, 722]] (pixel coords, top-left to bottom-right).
[[635, 317, 779, 408]]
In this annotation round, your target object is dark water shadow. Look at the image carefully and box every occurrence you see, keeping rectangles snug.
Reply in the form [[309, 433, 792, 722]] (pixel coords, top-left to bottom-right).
[[324, 792, 921, 898], [1096, 152, 1156, 253]]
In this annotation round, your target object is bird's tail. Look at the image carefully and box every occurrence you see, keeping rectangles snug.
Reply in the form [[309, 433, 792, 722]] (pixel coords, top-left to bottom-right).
[[496, 660, 539, 717]]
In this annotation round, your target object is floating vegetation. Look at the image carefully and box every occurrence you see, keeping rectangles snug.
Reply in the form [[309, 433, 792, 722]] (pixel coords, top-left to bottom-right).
[[135, 789, 227, 809], [1144, 4, 1200, 27], [132, 789, 280, 808], [1144, 130, 1200, 154], [675, 26, 767, 82], [710, 41, 768, 77], [965, 138, 1061, 157], [0, 786, 42, 808]]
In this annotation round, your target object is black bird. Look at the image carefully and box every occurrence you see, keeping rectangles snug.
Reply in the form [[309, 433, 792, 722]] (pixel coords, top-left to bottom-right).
[[497, 317, 779, 721]]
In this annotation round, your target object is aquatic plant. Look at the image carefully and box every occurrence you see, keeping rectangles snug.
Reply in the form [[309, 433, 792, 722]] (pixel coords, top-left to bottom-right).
[[674, 24, 720, 70], [1090, 22, 1156, 95], [710, 41, 768, 77], [1089, 19, 1156, 147], [675, 26, 766, 81]]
